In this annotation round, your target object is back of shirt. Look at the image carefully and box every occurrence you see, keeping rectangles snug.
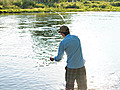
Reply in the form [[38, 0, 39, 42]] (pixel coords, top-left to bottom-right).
[[63, 34, 84, 69], [54, 34, 85, 69]]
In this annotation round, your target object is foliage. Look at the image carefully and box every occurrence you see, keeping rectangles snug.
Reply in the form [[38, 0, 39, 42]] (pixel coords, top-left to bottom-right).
[[0, 1, 3, 5], [99, 4, 107, 8], [92, 4, 98, 8], [4, 5, 20, 9], [111, 2, 120, 7], [13, 1, 21, 7], [0, 5, 3, 9], [48, 3, 56, 8], [83, 1, 91, 4], [35, 3, 45, 8], [64, 3, 79, 9], [21, 0, 36, 9], [0, 0, 120, 13]]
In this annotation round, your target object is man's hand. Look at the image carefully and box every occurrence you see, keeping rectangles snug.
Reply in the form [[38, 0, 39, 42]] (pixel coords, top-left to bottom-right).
[[50, 57, 54, 61]]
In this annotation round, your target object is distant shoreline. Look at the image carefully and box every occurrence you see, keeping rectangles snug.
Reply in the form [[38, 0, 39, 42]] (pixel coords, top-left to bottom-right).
[[0, 1, 120, 13], [0, 8, 120, 14]]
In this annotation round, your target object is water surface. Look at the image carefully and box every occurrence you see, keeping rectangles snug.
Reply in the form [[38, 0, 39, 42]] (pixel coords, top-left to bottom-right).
[[0, 12, 120, 90]]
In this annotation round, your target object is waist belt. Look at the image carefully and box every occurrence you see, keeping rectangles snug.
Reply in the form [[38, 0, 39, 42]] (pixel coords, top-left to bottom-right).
[[65, 66, 85, 70]]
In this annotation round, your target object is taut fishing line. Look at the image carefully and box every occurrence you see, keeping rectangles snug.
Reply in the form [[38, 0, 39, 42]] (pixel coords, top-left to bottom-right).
[[51, 9, 65, 23], [51, 9, 66, 34]]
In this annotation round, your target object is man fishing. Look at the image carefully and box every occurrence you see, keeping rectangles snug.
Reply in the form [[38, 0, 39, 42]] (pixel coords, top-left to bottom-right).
[[50, 25, 87, 90]]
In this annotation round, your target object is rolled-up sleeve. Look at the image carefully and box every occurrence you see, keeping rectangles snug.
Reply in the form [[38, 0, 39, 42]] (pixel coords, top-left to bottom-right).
[[54, 42, 64, 61]]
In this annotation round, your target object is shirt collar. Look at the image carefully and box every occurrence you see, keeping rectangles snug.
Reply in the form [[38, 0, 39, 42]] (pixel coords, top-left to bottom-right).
[[65, 34, 70, 38]]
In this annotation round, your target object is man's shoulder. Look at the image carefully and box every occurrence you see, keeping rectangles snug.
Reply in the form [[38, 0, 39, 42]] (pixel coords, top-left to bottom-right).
[[71, 35, 79, 39], [72, 35, 77, 37]]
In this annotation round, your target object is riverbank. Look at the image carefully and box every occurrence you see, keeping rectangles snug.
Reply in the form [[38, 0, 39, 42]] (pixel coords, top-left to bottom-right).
[[0, 1, 120, 13], [0, 7, 120, 13]]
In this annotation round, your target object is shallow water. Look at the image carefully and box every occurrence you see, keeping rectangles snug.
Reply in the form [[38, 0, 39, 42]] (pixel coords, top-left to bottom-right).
[[0, 12, 120, 90]]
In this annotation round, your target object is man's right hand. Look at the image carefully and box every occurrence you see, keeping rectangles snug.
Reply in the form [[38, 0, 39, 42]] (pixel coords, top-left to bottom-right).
[[50, 57, 54, 61]]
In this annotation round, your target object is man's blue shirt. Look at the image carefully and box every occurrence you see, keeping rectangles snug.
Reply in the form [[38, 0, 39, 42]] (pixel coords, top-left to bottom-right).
[[54, 34, 85, 69]]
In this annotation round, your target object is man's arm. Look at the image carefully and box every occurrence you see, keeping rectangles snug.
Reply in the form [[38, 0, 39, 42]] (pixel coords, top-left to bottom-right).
[[50, 42, 64, 61]]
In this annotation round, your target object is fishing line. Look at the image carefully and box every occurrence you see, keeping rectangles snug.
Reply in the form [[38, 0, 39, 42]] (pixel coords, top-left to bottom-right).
[[51, 9, 66, 34], [51, 9, 65, 23]]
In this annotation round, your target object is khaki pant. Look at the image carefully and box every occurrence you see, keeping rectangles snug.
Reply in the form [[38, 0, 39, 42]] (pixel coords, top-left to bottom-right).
[[65, 66, 87, 90]]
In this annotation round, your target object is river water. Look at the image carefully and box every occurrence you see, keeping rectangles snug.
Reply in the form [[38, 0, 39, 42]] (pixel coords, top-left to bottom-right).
[[0, 12, 120, 90]]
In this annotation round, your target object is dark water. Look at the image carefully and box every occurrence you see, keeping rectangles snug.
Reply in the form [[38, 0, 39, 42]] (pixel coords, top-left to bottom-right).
[[0, 12, 120, 90]]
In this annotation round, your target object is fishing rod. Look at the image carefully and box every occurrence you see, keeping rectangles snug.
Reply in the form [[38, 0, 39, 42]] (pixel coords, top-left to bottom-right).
[[49, 10, 66, 62], [51, 9, 65, 23]]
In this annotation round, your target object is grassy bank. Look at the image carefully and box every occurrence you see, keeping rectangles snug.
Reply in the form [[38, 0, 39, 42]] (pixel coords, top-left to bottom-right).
[[0, 1, 120, 13]]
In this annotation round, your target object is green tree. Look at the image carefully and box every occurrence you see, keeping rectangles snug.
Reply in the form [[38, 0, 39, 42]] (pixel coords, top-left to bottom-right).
[[3, 0, 8, 5]]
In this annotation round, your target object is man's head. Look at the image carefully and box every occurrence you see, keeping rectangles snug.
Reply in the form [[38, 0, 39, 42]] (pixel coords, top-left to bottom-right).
[[58, 25, 70, 37]]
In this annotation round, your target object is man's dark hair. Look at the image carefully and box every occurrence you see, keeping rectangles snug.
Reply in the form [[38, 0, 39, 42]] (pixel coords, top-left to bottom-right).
[[63, 31, 70, 36], [62, 27, 70, 36]]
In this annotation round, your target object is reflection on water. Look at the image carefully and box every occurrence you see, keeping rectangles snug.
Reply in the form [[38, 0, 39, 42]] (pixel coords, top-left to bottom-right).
[[30, 28, 61, 67], [0, 12, 120, 90]]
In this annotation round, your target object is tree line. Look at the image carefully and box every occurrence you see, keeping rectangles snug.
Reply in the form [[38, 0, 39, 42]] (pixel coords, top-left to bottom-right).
[[0, 0, 120, 4], [28, 0, 80, 3], [27, 0, 120, 2], [0, 0, 120, 10]]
